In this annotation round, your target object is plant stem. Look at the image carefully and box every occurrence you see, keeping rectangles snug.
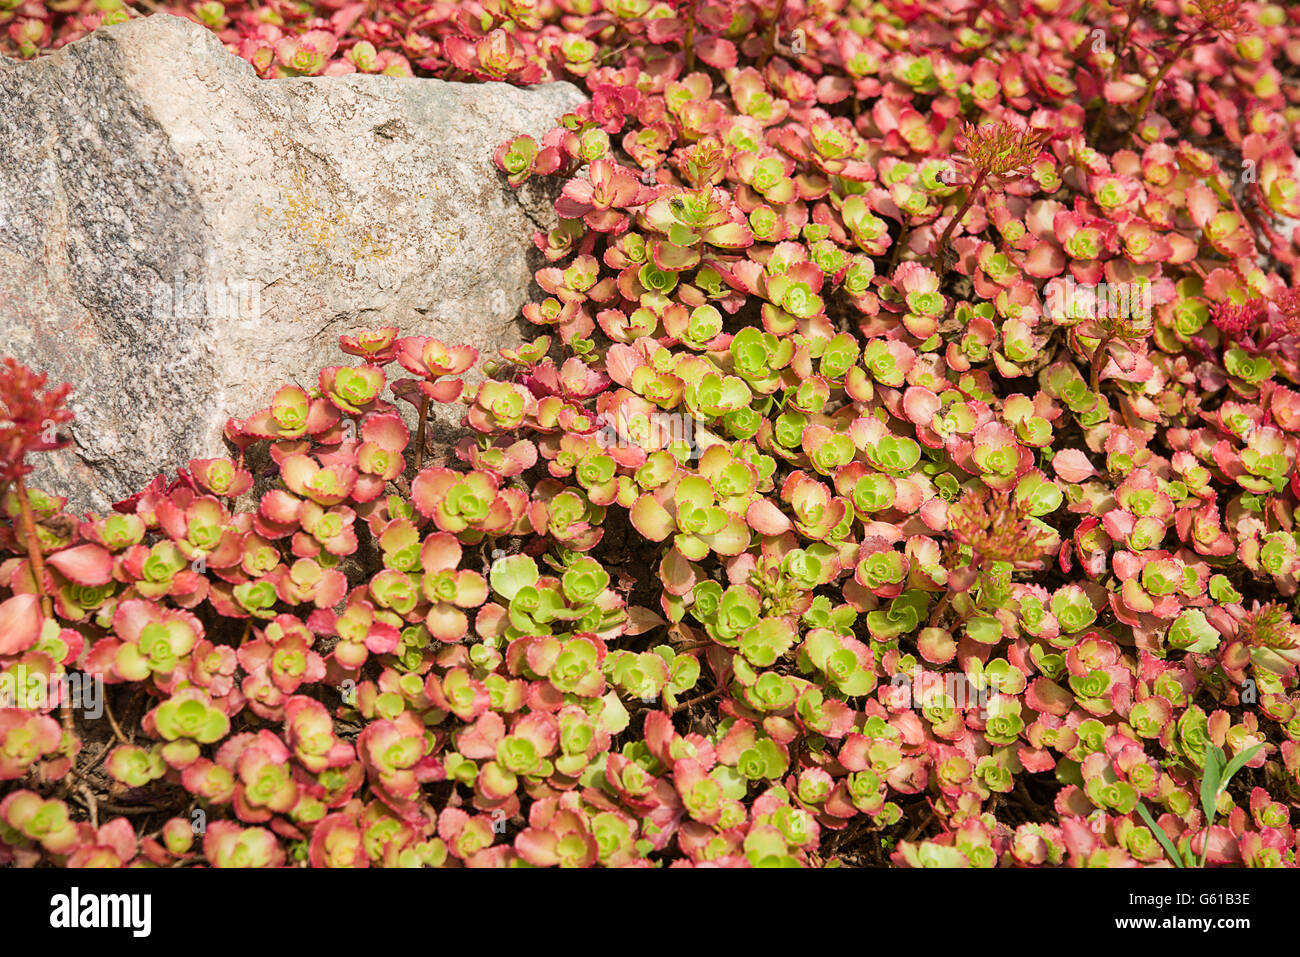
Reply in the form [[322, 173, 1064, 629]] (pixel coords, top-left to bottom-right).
[[927, 589, 951, 628], [58, 740, 112, 791], [672, 684, 725, 714], [758, 0, 788, 70], [902, 806, 937, 842], [14, 478, 52, 619], [887, 225, 909, 275], [415, 395, 429, 473], [13, 475, 73, 742], [935, 169, 986, 281], [1089, 335, 1111, 394], [1117, 394, 1140, 431], [683, 0, 697, 72], [1013, 778, 1048, 822], [673, 639, 713, 652], [1127, 32, 1198, 135], [104, 693, 131, 747], [1089, 3, 1144, 143], [1241, 193, 1300, 276], [1111, 2, 1142, 80]]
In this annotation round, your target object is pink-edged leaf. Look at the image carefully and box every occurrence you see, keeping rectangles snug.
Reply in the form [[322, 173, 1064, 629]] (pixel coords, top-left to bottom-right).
[[422, 378, 464, 403], [361, 413, 410, 452], [902, 386, 941, 426], [625, 605, 668, 636], [745, 499, 792, 535], [1017, 746, 1057, 774], [259, 489, 302, 525], [46, 544, 114, 587], [452, 571, 489, 609], [630, 495, 674, 540], [604, 345, 643, 387], [425, 604, 469, 643], [420, 532, 462, 573], [659, 547, 697, 596], [1052, 448, 1096, 483], [695, 36, 737, 70], [1103, 77, 1144, 105], [514, 828, 559, 867], [702, 221, 754, 249], [917, 627, 956, 664], [363, 622, 401, 654], [1025, 677, 1073, 716], [0, 594, 43, 655]]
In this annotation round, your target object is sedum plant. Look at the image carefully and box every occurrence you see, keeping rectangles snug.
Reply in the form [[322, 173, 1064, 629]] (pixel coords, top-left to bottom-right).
[[3, 0, 1300, 870]]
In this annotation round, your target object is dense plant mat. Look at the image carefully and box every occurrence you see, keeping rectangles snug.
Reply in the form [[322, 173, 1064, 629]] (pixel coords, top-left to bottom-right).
[[2, 0, 1300, 867]]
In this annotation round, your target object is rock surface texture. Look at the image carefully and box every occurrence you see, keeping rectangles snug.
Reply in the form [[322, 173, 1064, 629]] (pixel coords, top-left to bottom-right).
[[0, 14, 584, 514]]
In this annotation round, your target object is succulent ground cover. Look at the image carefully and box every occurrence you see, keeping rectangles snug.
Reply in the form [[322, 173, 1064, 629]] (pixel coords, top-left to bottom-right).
[[2, 0, 1300, 868]]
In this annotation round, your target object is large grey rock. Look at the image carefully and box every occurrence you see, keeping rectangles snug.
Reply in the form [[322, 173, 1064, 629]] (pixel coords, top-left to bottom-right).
[[0, 14, 584, 515]]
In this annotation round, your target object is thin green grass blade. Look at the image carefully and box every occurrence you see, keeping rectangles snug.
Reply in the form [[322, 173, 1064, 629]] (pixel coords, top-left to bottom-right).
[[1136, 800, 1183, 869]]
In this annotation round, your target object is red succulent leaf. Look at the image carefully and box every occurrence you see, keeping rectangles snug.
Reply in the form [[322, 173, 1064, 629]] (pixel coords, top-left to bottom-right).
[[0, 593, 42, 656], [45, 544, 113, 587]]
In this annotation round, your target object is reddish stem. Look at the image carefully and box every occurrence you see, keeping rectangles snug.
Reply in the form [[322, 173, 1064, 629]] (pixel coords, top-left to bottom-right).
[[103, 694, 131, 746], [1089, 335, 1111, 394], [927, 590, 951, 628], [1242, 193, 1300, 276], [935, 169, 987, 280], [1128, 31, 1198, 135], [758, 0, 788, 70], [1089, 1, 1145, 142], [415, 395, 429, 473], [15, 477, 71, 739], [683, 0, 697, 72], [1109, 0, 1144, 83], [672, 685, 726, 714], [15, 477, 52, 619], [673, 639, 713, 652], [887, 225, 909, 275]]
